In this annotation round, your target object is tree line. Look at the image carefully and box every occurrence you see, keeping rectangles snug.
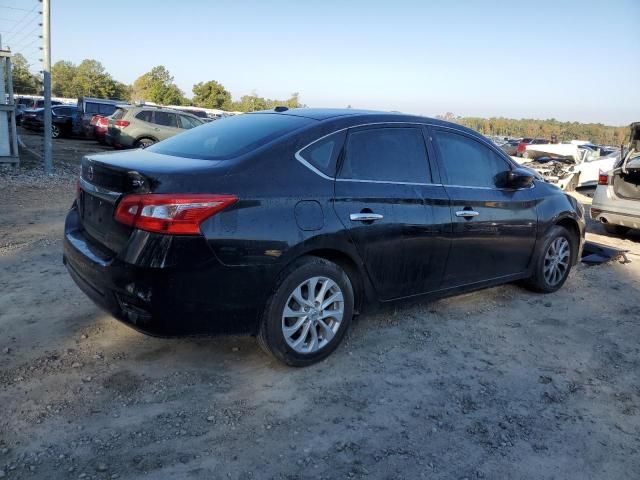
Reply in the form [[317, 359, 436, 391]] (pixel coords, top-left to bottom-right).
[[437, 112, 628, 146], [10, 54, 630, 141], [10, 54, 302, 112]]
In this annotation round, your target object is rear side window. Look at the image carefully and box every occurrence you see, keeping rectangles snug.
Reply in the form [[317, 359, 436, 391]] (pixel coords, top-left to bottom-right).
[[339, 127, 430, 183], [148, 113, 313, 160], [298, 130, 346, 175], [135, 110, 153, 122], [434, 130, 510, 188], [85, 102, 100, 114], [112, 108, 126, 120]]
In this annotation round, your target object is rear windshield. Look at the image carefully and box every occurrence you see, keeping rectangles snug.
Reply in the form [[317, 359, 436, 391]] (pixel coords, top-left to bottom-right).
[[112, 108, 126, 120], [148, 113, 314, 160]]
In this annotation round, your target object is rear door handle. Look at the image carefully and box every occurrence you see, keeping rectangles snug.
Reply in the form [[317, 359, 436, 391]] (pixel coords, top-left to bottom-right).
[[350, 213, 384, 222], [455, 210, 480, 218]]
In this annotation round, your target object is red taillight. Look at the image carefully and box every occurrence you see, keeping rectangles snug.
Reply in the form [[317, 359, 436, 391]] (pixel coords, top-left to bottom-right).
[[97, 117, 108, 127], [114, 194, 238, 235], [114, 120, 130, 129], [598, 173, 608, 185]]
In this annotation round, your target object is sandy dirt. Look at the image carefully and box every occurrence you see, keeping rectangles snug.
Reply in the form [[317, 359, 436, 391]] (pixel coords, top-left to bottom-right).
[[1, 134, 639, 479]]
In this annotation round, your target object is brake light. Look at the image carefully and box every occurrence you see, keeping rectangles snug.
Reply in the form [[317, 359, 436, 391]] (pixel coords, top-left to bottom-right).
[[97, 117, 108, 127], [114, 120, 130, 129], [114, 194, 237, 235], [598, 173, 608, 185]]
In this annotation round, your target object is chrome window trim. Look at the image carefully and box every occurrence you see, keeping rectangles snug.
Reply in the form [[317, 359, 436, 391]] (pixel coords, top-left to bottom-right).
[[294, 121, 534, 191]]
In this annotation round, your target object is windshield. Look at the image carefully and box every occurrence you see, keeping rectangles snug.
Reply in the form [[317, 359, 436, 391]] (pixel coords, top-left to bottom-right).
[[148, 113, 314, 160]]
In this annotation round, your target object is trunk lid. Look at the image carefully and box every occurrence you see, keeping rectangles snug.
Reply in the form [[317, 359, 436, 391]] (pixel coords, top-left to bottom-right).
[[79, 149, 226, 253]]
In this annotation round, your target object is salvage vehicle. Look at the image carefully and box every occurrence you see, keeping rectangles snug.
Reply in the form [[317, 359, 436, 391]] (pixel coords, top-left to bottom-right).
[[516, 138, 548, 156], [105, 105, 204, 148], [76, 97, 123, 137], [520, 145, 620, 191], [63, 108, 585, 366], [591, 123, 640, 234]]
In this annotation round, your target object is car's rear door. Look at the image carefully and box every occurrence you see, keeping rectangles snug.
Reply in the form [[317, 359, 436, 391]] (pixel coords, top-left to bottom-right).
[[430, 126, 537, 287], [152, 111, 182, 140], [332, 124, 451, 301]]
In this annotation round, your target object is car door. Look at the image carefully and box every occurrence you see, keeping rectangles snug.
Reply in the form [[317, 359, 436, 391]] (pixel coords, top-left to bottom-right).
[[431, 127, 538, 287], [332, 124, 451, 301], [153, 111, 182, 140]]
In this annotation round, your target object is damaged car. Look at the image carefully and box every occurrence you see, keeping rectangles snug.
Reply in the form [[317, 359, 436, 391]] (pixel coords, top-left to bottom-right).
[[521, 143, 620, 191], [591, 122, 640, 234]]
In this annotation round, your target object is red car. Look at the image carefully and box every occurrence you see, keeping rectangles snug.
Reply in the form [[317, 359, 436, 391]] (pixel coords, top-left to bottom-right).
[[90, 114, 109, 144], [516, 138, 549, 157]]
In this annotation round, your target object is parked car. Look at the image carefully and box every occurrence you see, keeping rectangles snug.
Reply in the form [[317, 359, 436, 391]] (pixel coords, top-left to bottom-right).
[[171, 107, 213, 122], [16, 97, 63, 109], [76, 97, 124, 137], [500, 139, 521, 156], [21, 104, 79, 138], [591, 123, 640, 234], [89, 114, 110, 144], [15, 104, 27, 125], [105, 105, 204, 148], [516, 138, 549, 157], [64, 108, 585, 366]]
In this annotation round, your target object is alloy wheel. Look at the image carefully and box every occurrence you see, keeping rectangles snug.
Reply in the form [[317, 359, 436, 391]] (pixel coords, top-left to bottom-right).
[[543, 237, 570, 286], [51, 125, 60, 138], [281, 276, 344, 354]]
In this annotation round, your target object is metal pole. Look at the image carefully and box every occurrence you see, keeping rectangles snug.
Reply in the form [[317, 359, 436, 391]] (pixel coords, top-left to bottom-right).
[[42, 0, 52, 174]]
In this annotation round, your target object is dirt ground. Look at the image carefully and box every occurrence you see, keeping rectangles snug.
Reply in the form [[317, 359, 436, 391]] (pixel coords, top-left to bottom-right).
[[1, 133, 639, 479]]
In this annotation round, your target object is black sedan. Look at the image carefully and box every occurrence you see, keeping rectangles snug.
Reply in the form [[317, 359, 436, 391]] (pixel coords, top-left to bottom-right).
[[63, 108, 585, 366], [21, 104, 78, 138]]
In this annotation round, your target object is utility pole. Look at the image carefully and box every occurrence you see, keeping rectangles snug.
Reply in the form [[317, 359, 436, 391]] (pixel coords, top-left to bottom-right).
[[42, 0, 52, 174]]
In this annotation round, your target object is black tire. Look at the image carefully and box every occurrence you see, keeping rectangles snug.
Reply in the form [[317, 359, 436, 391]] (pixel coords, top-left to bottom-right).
[[134, 137, 155, 148], [51, 124, 60, 139], [258, 256, 354, 367], [603, 224, 630, 235], [523, 225, 577, 293]]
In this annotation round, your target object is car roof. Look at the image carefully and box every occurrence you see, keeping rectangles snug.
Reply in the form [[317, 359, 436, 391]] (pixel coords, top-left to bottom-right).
[[248, 108, 485, 139]]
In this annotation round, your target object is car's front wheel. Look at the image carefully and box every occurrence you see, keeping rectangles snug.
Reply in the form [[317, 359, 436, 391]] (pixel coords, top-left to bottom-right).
[[258, 257, 354, 367], [51, 125, 60, 139], [524, 225, 576, 293]]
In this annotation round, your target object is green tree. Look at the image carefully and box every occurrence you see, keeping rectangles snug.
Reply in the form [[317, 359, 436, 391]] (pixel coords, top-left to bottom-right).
[[230, 91, 304, 112], [52, 59, 128, 99], [130, 66, 185, 105], [52, 60, 77, 97], [10, 53, 39, 94], [192, 80, 231, 109]]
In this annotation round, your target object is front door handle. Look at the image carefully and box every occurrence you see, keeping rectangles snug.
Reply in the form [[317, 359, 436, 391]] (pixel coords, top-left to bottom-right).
[[455, 210, 480, 218], [350, 213, 384, 222]]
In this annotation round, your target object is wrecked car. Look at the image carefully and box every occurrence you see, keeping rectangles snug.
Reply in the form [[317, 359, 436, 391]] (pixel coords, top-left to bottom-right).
[[520, 143, 620, 191]]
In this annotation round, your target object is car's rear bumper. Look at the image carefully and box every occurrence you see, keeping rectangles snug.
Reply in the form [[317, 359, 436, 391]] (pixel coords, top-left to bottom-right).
[[63, 205, 270, 336]]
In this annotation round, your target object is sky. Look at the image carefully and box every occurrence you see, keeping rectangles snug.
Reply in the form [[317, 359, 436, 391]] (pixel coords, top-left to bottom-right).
[[3, 0, 640, 125]]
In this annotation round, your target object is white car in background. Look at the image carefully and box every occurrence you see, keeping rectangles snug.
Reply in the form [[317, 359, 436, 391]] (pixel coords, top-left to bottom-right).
[[591, 152, 640, 235]]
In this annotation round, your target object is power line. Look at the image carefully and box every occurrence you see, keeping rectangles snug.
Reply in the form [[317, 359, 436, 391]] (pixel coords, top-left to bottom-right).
[[2, 3, 38, 36], [6, 21, 40, 46], [0, 5, 32, 11]]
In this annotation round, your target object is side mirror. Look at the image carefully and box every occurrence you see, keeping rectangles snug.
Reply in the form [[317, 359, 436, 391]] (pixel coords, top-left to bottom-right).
[[503, 168, 535, 189]]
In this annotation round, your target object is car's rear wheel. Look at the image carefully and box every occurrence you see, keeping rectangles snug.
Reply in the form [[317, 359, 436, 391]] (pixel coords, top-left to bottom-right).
[[523, 225, 576, 293], [134, 138, 155, 148], [603, 224, 630, 235], [258, 257, 354, 367]]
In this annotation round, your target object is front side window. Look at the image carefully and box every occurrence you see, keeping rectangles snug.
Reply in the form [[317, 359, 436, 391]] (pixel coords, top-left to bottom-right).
[[339, 127, 430, 183], [178, 115, 200, 129], [434, 130, 510, 188]]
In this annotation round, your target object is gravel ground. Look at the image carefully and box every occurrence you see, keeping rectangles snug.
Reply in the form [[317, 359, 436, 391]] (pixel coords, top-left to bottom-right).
[[1, 135, 639, 480]]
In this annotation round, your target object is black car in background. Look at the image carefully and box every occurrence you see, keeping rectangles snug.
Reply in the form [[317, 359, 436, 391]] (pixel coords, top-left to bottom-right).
[[21, 104, 79, 138], [64, 108, 585, 366]]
